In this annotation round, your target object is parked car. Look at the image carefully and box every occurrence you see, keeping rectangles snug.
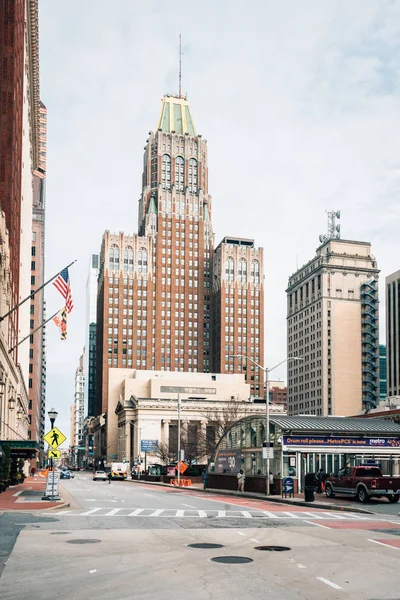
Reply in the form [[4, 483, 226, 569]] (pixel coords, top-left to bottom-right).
[[93, 470, 107, 481], [325, 466, 400, 503]]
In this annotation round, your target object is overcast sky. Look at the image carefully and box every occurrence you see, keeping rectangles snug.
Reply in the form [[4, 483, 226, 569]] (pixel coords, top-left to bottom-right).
[[39, 0, 400, 443]]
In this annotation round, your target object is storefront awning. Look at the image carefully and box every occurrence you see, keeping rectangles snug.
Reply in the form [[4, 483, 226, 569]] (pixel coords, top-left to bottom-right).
[[0, 440, 40, 459]]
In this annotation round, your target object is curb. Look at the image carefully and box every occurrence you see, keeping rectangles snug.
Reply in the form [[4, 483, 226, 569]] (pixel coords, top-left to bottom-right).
[[127, 479, 374, 515]]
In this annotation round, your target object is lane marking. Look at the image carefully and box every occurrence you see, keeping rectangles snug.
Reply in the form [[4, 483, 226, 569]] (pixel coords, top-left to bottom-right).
[[237, 531, 245, 536], [175, 510, 185, 517], [297, 564, 306, 569], [105, 508, 121, 516], [89, 570, 97, 574], [13, 490, 24, 497], [80, 508, 102, 516], [128, 509, 144, 516], [283, 511, 302, 519], [316, 577, 343, 590], [263, 510, 281, 518], [250, 538, 261, 543], [182, 503, 196, 508], [217, 510, 226, 518], [198, 510, 207, 518], [241, 511, 253, 518], [368, 539, 400, 550], [303, 520, 331, 529]]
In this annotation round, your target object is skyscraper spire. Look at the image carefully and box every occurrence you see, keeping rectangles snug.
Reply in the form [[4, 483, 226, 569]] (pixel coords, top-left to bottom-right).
[[179, 34, 182, 98]]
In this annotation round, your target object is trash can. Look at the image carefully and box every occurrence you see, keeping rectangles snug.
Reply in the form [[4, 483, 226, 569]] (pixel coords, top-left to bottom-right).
[[304, 473, 316, 502]]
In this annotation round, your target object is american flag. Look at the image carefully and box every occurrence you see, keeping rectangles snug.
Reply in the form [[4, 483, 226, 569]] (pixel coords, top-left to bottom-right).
[[53, 268, 74, 313]]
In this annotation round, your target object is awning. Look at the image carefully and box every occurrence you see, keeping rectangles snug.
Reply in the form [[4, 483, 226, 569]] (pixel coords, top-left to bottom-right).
[[0, 440, 40, 459]]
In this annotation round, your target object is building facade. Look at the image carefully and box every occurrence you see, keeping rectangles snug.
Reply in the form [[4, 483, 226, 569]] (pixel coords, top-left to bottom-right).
[[85, 253, 99, 418], [386, 270, 400, 400], [269, 381, 288, 409], [96, 95, 212, 416], [73, 353, 85, 466], [29, 101, 47, 467], [379, 345, 387, 402], [212, 237, 264, 396], [100, 369, 281, 467], [287, 238, 379, 416]]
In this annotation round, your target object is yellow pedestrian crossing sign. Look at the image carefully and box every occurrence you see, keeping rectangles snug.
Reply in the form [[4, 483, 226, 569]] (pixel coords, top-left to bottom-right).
[[43, 427, 66, 449], [48, 449, 61, 459]]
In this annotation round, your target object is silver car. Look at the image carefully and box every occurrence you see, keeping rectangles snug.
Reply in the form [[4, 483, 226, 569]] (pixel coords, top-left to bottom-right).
[[93, 470, 107, 481]]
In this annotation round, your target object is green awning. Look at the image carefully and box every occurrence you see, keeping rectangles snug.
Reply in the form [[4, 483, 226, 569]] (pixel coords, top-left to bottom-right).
[[0, 440, 40, 458]]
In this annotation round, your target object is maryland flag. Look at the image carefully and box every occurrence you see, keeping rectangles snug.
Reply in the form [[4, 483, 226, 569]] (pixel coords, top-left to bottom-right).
[[53, 307, 67, 340]]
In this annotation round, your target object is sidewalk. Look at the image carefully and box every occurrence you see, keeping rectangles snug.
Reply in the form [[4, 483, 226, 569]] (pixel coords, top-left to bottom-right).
[[0, 475, 67, 512], [128, 479, 374, 514]]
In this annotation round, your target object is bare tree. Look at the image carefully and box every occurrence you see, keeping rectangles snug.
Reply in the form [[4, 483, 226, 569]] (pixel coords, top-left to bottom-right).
[[197, 400, 254, 458]]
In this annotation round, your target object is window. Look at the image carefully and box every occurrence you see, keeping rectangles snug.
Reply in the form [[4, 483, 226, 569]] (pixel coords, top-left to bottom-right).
[[32, 232, 36, 242], [31, 275, 35, 286], [109, 244, 119, 271], [138, 248, 148, 276], [188, 158, 198, 193], [251, 260, 260, 284], [31, 246, 36, 256], [124, 246, 134, 272], [162, 154, 171, 189], [225, 257, 234, 282], [175, 156, 185, 191], [238, 258, 247, 283]]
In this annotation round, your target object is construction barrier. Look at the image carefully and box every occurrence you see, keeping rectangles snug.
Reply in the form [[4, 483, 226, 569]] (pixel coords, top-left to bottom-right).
[[171, 478, 192, 487]]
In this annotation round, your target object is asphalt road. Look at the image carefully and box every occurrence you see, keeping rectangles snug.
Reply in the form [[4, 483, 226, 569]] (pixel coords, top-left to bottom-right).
[[1, 472, 400, 600]]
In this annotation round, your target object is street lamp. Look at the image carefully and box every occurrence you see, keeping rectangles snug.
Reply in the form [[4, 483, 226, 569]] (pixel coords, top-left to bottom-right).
[[48, 408, 58, 429], [230, 354, 302, 495], [8, 396, 16, 411]]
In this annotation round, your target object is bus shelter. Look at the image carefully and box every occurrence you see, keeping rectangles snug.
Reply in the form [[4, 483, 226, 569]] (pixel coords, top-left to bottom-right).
[[208, 415, 400, 494]]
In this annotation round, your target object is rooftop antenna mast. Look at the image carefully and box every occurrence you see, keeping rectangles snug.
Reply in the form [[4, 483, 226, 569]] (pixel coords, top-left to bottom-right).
[[179, 34, 182, 98], [318, 210, 341, 245]]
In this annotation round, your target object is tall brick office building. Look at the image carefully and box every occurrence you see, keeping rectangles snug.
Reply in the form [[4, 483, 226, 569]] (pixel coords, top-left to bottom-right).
[[95, 94, 264, 415]]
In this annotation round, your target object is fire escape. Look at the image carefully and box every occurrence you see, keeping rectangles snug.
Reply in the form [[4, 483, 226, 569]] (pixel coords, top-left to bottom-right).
[[361, 279, 379, 409]]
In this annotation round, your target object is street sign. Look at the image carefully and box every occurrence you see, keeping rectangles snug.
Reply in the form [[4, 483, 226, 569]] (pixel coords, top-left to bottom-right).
[[48, 449, 61, 459], [43, 427, 66, 449], [262, 447, 274, 459], [44, 471, 60, 500], [140, 439, 158, 452]]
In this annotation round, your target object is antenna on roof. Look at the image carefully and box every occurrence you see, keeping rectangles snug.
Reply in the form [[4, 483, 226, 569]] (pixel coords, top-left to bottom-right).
[[179, 34, 182, 98]]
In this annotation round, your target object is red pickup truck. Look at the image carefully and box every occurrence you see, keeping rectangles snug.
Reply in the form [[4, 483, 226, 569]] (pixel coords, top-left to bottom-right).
[[325, 466, 400, 503]]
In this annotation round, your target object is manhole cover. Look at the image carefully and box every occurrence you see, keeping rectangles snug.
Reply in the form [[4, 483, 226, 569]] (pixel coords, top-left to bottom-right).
[[51, 532, 70, 535], [66, 539, 101, 544], [188, 543, 224, 549], [211, 556, 253, 564], [255, 546, 291, 552]]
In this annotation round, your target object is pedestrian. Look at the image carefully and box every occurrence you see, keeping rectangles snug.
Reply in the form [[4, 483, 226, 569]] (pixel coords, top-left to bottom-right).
[[108, 472, 112, 484], [269, 471, 274, 494], [237, 469, 245, 492], [201, 469, 208, 490], [316, 468, 323, 493], [30, 466, 36, 477]]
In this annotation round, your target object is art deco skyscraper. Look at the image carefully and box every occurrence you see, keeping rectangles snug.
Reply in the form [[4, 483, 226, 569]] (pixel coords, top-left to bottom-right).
[[95, 95, 213, 414]]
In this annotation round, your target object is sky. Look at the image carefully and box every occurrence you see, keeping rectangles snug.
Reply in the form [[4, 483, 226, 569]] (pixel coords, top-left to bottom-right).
[[39, 0, 400, 443]]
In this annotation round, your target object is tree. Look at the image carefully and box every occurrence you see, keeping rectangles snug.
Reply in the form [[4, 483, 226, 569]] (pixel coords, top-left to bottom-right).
[[198, 400, 254, 458]]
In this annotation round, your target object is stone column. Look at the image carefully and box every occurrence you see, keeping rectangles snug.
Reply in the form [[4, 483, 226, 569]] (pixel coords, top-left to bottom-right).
[[162, 420, 170, 447]]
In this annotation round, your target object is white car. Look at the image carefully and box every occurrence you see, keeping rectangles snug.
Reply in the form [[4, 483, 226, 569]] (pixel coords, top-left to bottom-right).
[[93, 470, 107, 481]]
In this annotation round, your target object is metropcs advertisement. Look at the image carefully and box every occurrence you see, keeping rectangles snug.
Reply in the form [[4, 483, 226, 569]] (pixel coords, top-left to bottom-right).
[[283, 436, 400, 448]]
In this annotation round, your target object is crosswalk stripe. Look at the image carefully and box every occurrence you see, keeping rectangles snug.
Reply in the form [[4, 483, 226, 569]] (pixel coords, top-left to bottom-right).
[[241, 511, 253, 518], [263, 510, 282, 518], [198, 510, 207, 518], [283, 511, 302, 519], [128, 509, 144, 516], [217, 510, 226, 518], [105, 508, 121, 516], [175, 510, 185, 517], [80, 508, 102, 516], [149, 509, 164, 517]]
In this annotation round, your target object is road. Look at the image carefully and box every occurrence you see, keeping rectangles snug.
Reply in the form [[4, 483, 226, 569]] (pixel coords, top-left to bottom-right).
[[1, 472, 400, 600]]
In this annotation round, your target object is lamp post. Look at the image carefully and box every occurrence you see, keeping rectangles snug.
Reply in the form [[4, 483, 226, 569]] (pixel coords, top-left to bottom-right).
[[177, 394, 181, 486], [230, 355, 302, 495], [47, 408, 58, 501]]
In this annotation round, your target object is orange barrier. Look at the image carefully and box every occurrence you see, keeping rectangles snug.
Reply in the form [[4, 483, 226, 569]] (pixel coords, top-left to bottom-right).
[[171, 478, 192, 487]]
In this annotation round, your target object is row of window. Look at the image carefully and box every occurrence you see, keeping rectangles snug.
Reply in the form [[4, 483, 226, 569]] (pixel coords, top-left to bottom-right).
[[161, 155, 198, 192]]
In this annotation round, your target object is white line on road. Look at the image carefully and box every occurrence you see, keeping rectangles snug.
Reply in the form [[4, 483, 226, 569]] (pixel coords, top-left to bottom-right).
[[303, 520, 331, 529], [236, 531, 245, 536], [217, 510, 226, 518], [297, 564, 306, 569], [282, 511, 302, 519], [198, 510, 207, 518], [80, 508, 102, 516], [13, 490, 24, 497], [128, 509, 144, 516], [241, 511, 253, 518], [368, 539, 400, 550], [316, 577, 343, 590], [105, 508, 121, 516], [250, 538, 261, 543], [182, 503, 196, 508], [89, 570, 97, 574], [175, 510, 185, 517], [263, 511, 281, 518]]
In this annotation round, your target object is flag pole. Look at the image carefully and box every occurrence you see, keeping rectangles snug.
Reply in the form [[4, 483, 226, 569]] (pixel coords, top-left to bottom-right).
[[8, 308, 62, 353], [0, 259, 77, 323]]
